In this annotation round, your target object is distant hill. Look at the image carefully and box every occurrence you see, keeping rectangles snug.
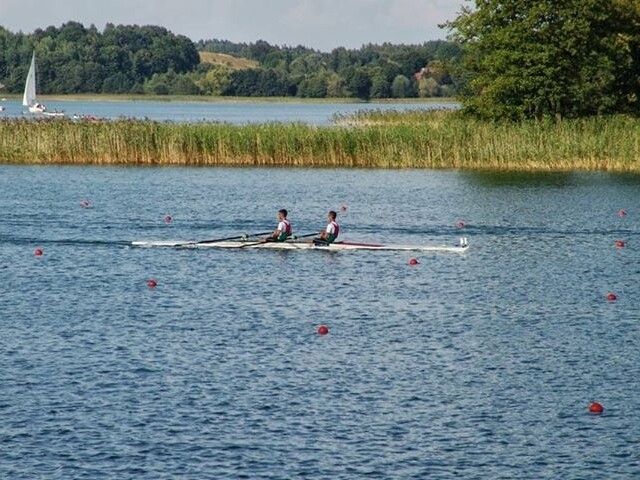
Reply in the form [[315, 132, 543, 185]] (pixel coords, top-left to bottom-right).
[[198, 51, 258, 70], [196, 38, 463, 99]]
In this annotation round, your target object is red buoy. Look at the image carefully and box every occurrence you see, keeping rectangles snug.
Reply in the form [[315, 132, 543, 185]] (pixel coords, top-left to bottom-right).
[[34, 248, 44, 256], [408, 258, 420, 266], [589, 402, 604, 414], [317, 325, 329, 335], [455, 220, 465, 228], [80, 200, 91, 208], [616, 240, 625, 248], [340, 205, 347, 212], [147, 279, 158, 288], [606, 293, 617, 301], [164, 215, 172, 223], [618, 209, 627, 217]]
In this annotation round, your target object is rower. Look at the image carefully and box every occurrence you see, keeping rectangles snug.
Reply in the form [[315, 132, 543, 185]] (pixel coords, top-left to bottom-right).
[[313, 210, 340, 246], [263, 209, 292, 242]]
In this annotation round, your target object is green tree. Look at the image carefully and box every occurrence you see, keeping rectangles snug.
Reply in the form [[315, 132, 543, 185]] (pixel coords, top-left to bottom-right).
[[326, 74, 347, 97], [391, 75, 410, 98], [198, 66, 232, 96], [370, 73, 390, 98], [344, 68, 372, 100], [171, 74, 201, 95], [0, 23, 200, 94], [143, 72, 172, 95], [418, 77, 440, 97], [425, 60, 451, 85], [447, 0, 640, 119], [297, 73, 328, 98]]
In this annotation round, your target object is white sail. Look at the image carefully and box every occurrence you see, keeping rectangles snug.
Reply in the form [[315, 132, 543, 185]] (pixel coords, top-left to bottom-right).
[[23, 52, 37, 107]]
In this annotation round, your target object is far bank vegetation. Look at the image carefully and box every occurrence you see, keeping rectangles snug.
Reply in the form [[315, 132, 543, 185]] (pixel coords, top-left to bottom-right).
[[0, 23, 461, 100]]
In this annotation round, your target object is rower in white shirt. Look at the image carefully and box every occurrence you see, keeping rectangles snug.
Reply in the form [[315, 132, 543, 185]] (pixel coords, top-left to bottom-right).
[[263, 209, 292, 242], [313, 210, 340, 245]]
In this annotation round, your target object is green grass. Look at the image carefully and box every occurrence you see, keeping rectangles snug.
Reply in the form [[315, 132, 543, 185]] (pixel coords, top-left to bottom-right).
[[1, 110, 638, 171]]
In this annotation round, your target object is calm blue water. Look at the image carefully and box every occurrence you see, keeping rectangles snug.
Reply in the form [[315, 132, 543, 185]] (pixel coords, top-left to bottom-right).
[[0, 99, 455, 125], [1, 166, 639, 479]]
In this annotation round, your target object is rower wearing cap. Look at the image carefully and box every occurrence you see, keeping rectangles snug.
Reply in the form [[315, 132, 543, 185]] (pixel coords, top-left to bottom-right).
[[264, 209, 292, 242], [313, 210, 340, 245]]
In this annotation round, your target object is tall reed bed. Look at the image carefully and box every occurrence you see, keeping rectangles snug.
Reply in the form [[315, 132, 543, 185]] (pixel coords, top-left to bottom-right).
[[1, 112, 639, 171]]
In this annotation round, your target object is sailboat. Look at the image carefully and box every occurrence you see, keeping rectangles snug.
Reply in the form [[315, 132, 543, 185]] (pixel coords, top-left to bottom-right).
[[23, 52, 64, 117]]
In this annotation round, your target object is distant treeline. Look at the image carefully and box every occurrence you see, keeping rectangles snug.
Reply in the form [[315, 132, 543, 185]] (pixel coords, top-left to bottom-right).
[[0, 22, 462, 99], [191, 39, 462, 99], [0, 22, 199, 94]]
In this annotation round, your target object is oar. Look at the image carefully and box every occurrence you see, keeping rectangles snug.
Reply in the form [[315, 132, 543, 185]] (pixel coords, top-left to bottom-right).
[[177, 231, 272, 247], [237, 232, 319, 249], [291, 233, 319, 240]]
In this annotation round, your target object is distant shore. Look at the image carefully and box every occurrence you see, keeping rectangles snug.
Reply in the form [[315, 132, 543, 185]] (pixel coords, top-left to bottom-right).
[[0, 93, 458, 105], [1, 110, 638, 172]]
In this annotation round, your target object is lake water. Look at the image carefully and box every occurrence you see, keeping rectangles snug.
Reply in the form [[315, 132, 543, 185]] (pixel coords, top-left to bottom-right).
[[0, 99, 455, 125], [1, 166, 639, 479]]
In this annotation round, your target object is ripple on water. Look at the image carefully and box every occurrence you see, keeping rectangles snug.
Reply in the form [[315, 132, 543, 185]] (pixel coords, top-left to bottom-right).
[[1, 167, 639, 479]]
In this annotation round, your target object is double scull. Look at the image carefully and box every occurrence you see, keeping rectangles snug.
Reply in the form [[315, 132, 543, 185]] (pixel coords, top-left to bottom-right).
[[132, 237, 470, 253]]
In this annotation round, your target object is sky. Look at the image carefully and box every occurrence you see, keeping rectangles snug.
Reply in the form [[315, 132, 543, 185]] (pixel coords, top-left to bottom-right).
[[0, 0, 465, 51]]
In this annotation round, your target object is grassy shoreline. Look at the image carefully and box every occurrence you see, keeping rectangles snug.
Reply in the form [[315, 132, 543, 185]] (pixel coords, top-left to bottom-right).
[[1, 110, 639, 172]]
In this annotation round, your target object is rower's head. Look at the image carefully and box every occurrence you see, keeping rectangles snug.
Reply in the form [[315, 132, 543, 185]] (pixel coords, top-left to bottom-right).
[[278, 209, 288, 220], [328, 210, 337, 221]]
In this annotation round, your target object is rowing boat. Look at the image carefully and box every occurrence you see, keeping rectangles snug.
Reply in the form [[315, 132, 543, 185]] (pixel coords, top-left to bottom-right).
[[132, 238, 469, 253]]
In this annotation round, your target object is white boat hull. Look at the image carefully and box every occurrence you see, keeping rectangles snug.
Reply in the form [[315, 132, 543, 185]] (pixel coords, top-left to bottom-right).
[[132, 239, 469, 253], [27, 106, 64, 117]]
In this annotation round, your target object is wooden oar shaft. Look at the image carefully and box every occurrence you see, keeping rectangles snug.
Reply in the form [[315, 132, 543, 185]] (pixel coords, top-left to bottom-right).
[[291, 233, 319, 239]]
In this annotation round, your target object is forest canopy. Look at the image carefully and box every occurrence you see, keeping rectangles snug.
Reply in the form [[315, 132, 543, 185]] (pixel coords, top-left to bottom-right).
[[0, 22, 199, 94], [0, 22, 462, 99], [446, 0, 640, 119]]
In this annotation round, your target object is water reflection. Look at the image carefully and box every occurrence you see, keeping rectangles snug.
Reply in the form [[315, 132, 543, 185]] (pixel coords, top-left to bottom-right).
[[463, 171, 640, 188], [461, 171, 574, 188]]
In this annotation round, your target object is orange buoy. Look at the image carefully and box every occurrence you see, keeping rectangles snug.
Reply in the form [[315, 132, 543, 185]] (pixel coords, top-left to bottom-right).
[[317, 325, 329, 335], [34, 248, 44, 256], [164, 215, 172, 223], [606, 293, 617, 301], [618, 210, 627, 217], [147, 279, 158, 288], [615, 240, 625, 248], [408, 258, 419, 266], [455, 220, 465, 228], [589, 402, 604, 414]]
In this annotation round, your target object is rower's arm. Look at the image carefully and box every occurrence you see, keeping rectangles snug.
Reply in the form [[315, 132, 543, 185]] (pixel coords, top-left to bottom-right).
[[263, 228, 280, 241]]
